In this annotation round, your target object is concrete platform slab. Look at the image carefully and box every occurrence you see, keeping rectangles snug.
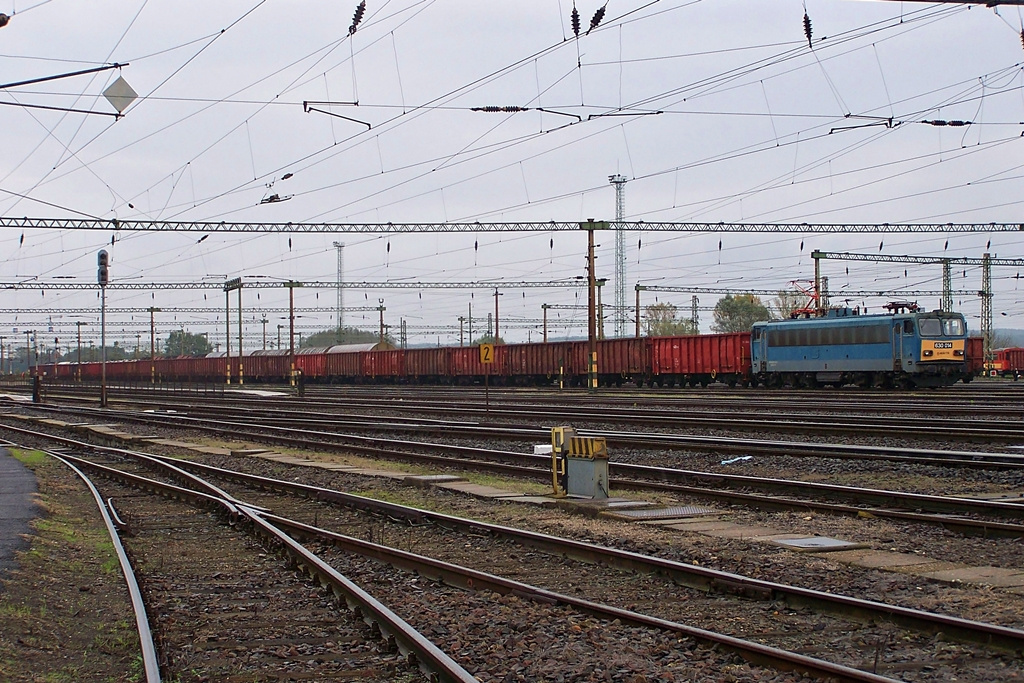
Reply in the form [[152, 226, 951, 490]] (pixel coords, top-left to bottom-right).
[[660, 519, 734, 532], [190, 446, 233, 456], [920, 566, 1024, 587], [772, 536, 870, 553], [602, 499, 658, 510], [822, 549, 943, 569], [707, 526, 781, 539], [403, 474, 467, 487], [436, 482, 517, 498], [231, 448, 270, 456], [497, 495, 559, 506], [606, 505, 716, 521], [343, 469, 408, 479]]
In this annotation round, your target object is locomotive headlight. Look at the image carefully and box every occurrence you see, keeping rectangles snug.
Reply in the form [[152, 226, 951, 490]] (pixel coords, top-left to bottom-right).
[[922, 350, 933, 357], [954, 349, 964, 357]]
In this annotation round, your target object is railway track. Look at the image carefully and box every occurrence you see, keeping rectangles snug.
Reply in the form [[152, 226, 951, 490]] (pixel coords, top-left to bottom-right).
[[22, 382, 1024, 443], [14, 436, 1024, 679], [6, 406, 1024, 541], [15, 439, 919, 682]]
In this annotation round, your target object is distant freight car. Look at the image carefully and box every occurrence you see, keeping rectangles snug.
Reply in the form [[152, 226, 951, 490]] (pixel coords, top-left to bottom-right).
[[993, 347, 1024, 379]]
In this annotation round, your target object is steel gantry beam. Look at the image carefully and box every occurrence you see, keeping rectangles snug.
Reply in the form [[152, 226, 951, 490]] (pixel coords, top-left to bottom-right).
[[4, 216, 1024, 234], [0, 279, 587, 291], [635, 284, 978, 298], [812, 250, 1024, 365], [811, 250, 1024, 268], [0, 306, 381, 315]]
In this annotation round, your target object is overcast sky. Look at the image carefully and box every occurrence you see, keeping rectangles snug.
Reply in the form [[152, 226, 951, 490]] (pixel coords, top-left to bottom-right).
[[2, 0, 1024, 350]]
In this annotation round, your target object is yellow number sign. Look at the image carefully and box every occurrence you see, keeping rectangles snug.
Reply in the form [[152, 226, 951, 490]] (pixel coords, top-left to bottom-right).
[[479, 343, 494, 364]]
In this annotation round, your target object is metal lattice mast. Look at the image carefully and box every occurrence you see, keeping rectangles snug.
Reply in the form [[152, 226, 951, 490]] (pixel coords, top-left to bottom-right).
[[982, 252, 993, 368], [821, 277, 830, 311], [690, 295, 699, 332], [333, 241, 345, 342], [942, 260, 953, 312], [609, 175, 628, 337]]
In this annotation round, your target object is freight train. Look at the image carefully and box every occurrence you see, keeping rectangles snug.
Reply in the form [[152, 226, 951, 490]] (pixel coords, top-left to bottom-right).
[[35, 307, 975, 389]]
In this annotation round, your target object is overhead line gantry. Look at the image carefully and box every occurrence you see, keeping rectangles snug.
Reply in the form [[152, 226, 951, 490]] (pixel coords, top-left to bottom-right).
[[812, 250, 1024, 366], [4, 217, 1023, 233]]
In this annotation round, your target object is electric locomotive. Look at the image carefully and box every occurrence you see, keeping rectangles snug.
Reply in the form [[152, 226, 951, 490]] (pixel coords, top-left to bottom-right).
[[750, 304, 967, 388]]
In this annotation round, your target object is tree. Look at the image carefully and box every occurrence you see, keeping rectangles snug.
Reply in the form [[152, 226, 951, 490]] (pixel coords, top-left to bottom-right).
[[644, 302, 698, 336], [772, 288, 809, 319], [472, 335, 505, 345], [711, 293, 771, 333], [302, 327, 384, 348], [164, 330, 211, 357]]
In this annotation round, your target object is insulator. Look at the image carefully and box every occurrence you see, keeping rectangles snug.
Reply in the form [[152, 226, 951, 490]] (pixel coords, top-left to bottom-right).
[[0, 14, 9, 27], [588, 4, 606, 34], [571, 4, 580, 37], [1020, 29, 1023, 51], [349, 1, 366, 35], [470, 106, 526, 113], [803, 12, 812, 48]]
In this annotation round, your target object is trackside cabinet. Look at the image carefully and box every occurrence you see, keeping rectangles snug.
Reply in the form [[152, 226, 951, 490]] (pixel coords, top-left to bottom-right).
[[551, 426, 610, 499]]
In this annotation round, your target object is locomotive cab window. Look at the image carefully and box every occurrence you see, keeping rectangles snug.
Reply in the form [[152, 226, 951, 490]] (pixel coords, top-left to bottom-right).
[[943, 319, 964, 336], [918, 319, 942, 337], [903, 320, 914, 335]]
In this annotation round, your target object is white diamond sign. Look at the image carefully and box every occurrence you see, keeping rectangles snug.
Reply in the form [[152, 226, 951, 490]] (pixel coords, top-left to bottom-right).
[[103, 76, 137, 115]]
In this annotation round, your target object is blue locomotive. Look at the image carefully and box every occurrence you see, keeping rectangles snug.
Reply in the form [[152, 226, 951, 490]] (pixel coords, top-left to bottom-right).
[[751, 304, 967, 388]]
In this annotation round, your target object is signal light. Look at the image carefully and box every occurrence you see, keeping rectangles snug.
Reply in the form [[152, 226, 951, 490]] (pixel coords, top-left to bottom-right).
[[97, 249, 109, 286]]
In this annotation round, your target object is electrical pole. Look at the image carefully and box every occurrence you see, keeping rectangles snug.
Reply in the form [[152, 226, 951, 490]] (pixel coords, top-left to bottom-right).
[[458, 316, 465, 347], [377, 299, 386, 346], [76, 322, 85, 381], [609, 174, 627, 338], [542, 304, 550, 343], [982, 252, 993, 371], [691, 295, 699, 332], [494, 289, 502, 343], [468, 302, 473, 344], [148, 307, 159, 383], [635, 285, 642, 338], [286, 281, 301, 385], [237, 285, 243, 385], [261, 317, 268, 350], [333, 241, 345, 342], [97, 249, 109, 407], [224, 284, 232, 384], [583, 220, 609, 391]]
